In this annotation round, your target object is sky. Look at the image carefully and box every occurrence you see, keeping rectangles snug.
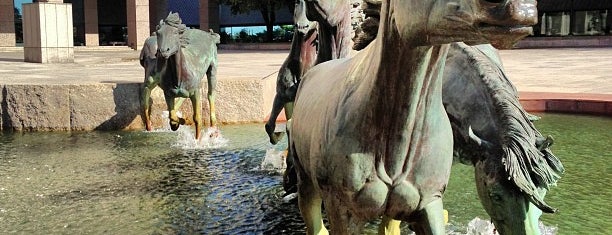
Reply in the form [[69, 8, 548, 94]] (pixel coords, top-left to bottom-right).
[[14, 0, 32, 11]]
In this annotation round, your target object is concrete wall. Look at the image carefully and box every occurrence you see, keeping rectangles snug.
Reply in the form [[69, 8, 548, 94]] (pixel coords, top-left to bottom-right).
[[0, 0, 16, 46], [23, 2, 74, 63], [0, 77, 276, 131], [126, 0, 149, 49]]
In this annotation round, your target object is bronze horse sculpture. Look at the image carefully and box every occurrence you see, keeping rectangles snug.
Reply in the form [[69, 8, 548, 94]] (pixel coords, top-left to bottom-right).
[[444, 42, 564, 235], [140, 13, 220, 140], [265, 0, 319, 145], [351, 2, 564, 233], [288, 0, 538, 234], [303, 0, 353, 64], [265, 0, 354, 144]]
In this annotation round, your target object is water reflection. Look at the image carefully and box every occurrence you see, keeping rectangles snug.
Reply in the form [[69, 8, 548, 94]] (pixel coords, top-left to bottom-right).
[[0, 113, 610, 234]]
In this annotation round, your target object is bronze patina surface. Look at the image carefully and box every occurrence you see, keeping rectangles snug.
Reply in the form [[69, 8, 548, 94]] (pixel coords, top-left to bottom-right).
[[288, 0, 538, 234], [141, 13, 220, 140]]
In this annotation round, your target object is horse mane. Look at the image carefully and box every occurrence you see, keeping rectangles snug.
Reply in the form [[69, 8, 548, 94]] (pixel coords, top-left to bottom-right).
[[464, 45, 565, 213], [353, 0, 381, 50], [160, 12, 189, 46]]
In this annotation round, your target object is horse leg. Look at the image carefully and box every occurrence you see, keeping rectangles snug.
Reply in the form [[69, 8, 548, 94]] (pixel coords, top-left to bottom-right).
[[206, 63, 218, 128], [283, 118, 298, 195], [141, 65, 159, 131], [265, 94, 287, 145], [378, 216, 401, 235], [174, 97, 192, 124], [323, 195, 364, 235], [297, 176, 328, 235], [190, 93, 203, 140], [409, 199, 446, 235], [293, 145, 328, 234], [141, 83, 155, 131], [165, 95, 184, 131]]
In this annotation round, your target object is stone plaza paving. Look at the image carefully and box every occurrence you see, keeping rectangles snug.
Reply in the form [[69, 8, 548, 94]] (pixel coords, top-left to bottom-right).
[[0, 46, 610, 131]]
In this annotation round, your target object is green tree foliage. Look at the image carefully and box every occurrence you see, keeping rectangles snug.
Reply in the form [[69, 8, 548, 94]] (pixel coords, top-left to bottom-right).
[[218, 0, 290, 42]]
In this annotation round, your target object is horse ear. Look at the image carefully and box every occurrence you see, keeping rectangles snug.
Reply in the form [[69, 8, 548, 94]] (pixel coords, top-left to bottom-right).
[[468, 126, 493, 149]]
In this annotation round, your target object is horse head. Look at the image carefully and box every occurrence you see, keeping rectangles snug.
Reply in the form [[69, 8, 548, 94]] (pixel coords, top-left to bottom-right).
[[473, 153, 546, 235], [156, 12, 187, 59], [294, 0, 316, 35], [384, 0, 536, 48]]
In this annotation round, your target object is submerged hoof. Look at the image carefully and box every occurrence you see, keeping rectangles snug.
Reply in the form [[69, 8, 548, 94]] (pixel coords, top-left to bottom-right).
[[265, 123, 279, 145]]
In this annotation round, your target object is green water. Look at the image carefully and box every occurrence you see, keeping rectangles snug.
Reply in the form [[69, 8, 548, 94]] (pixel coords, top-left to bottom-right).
[[0, 113, 610, 234], [444, 113, 612, 235]]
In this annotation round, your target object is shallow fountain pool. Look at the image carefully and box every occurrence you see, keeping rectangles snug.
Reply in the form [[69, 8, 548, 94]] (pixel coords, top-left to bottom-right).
[[0, 113, 610, 234]]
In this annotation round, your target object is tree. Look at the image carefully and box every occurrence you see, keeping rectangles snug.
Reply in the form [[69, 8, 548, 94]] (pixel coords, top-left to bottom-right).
[[14, 7, 23, 43], [218, 0, 289, 42]]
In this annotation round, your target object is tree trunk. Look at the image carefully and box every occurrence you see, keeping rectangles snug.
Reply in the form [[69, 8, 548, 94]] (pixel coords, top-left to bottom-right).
[[260, 2, 276, 42]]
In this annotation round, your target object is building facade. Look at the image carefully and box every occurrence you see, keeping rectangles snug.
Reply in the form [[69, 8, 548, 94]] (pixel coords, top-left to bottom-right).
[[537, 0, 611, 36], [1, 0, 611, 48]]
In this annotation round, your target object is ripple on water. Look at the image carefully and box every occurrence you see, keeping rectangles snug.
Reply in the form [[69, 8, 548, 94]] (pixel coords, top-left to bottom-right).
[[0, 116, 609, 234]]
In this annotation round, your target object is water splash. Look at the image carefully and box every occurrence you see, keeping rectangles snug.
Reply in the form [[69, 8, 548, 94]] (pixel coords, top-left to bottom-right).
[[446, 217, 558, 235], [258, 148, 287, 174], [172, 126, 228, 149], [150, 111, 229, 149]]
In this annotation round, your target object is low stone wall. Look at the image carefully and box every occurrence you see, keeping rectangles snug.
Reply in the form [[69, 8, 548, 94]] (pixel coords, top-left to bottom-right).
[[219, 43, 291, 50], [515, 36, 612, 48], [0, 77, 276, 132]]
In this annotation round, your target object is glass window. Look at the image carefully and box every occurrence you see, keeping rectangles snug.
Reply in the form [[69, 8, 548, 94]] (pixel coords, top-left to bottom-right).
[[541, 12, 571, 36]]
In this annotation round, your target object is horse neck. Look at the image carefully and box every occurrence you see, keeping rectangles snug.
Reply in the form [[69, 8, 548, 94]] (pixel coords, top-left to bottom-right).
[[298, 29, 318, 76], [358, 11, 450, 151], [315, 11, 352, 64]]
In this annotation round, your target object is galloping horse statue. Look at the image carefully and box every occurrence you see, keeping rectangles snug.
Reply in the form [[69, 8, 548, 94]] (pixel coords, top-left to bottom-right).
[[350, 1, 564, 234], [444, 43, 564, 235], [265, 0, 354, 144], [288, 0, 538, 234], [140, 12, 220, 140], [304, 0, 353, 64], [265, 0, 319, 145]]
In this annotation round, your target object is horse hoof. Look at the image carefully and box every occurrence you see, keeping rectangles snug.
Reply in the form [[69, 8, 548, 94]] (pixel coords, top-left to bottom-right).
[[265, 123, 279, 145], [272, 132, 285, 144], [170, 123, 180, 131]]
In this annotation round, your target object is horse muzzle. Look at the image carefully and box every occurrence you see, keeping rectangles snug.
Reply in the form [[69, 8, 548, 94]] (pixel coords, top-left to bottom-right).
[[158, 47, 177, 59]]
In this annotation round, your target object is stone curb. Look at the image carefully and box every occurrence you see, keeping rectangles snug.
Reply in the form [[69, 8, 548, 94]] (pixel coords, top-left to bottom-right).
[[519, 92, 612, 116], [0, 76, 276, 131]]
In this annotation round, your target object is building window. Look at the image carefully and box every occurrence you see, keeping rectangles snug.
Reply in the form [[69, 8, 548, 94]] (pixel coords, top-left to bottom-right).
[[541, 12, 571, 36], [539, 10, 609, 36], [573, 10, 608, 35]]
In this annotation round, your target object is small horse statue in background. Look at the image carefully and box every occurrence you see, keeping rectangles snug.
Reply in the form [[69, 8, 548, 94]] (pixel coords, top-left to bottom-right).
[[264, 0, 319, 145], [140, 12, 220, 140], [288, 0, 538, 234]]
